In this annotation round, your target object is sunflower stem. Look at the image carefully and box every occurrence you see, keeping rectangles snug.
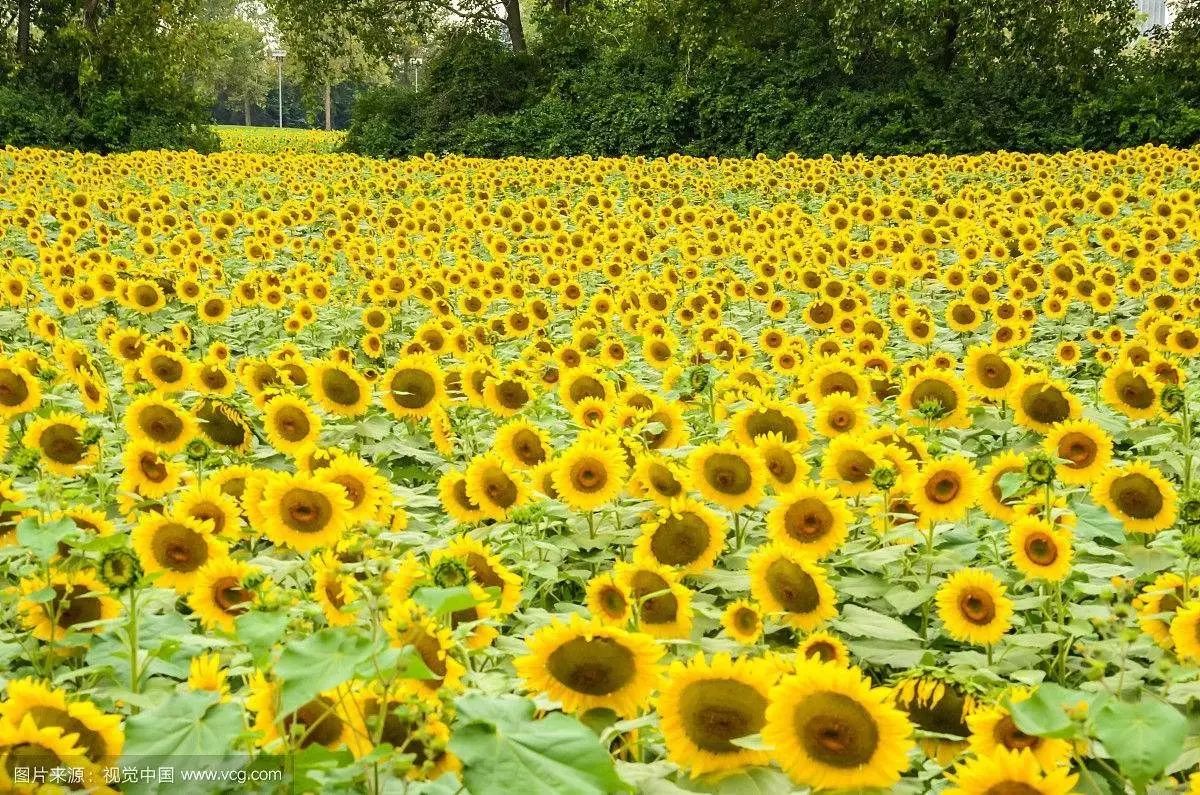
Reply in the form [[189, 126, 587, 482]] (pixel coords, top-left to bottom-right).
[[127, 583, 141, 698], [586, 511, 596, 540], [733, 511, 744, 549], [986, 645, 993, 666]]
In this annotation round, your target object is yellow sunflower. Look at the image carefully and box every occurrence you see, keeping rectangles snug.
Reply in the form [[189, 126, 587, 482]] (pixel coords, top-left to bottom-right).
[[1135, 572, 1190, 648], [820, 434, 885, 498], [657, 653, 778, 776], [966, 689, 1073, 769], [380, 355, 445, 419], [22, 412, 97, 477], [1101, 363, 1162, 421], [187, 557, 259, 632], [132, 515, 227, 591], [898, 371, 971, 428], [0, 358, 42, 417], [263, 394, 322, 456], [721, 599, 763, 644], [936, 569, 1013, 647], [308, 359, 372, 416], [1009, 518, 1073, 582], [515, 614, 663, 718], [17, 568, 121, 642], [797, 630, 850, 666], [688, 440, 767, 512], [0, 714, 98, 792], [766, 481, 852, 560], [1092, 461, 1178, 535], [613, 560, 695, 639], [175, 482, 242, 538], [552, 439, 629, 512], [120, 441, 184, 501], [892, 673, 976, 765], [912, 455, 980, 526], [946, 747, 1077, 795], [464, 452, 530, 520], [586, 573, 632, 624], [1044, 419, 1112, 485], [125, 394, 197, 454], [1010, 375, 1081, 434], [431, 535, 524, 615], [312, 551, 360, 627], [978, 452, 1030, 522], [633, 496, 726, 575], [754, 431, 811, 492], [258, 472, 352, 552], [244, 671, 355, 751], [438, 470, 488, 524], [494, 419, 551, 469], [963, 344, 1017, 401], [0, 678, 124, 767], [315, 454, 390, 525], [748, 544, 838, 630], [630, 454, 690, 504], [385, 600, 467, 693], [1170, 600, 1200, 662], [764, 660, 914, 790]]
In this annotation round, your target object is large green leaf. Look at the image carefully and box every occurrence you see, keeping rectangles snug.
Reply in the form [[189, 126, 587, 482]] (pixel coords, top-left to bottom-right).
[[1093, 698, 1187, 788], [122, 690, 242, 759], [834, 604, 921, 641], [1008, 683, 1079, 739], [17, 516, 80, 560], [450, 694, 628, 795], [275, 626, 374, 715]]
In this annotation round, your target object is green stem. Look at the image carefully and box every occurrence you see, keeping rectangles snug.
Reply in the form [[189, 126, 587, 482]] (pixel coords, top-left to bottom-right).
[[127, 585, 141, 697]]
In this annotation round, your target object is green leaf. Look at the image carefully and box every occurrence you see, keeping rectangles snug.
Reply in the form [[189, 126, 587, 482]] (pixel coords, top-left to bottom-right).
[[234, 611, 288, 666], [276, 627, 374, 715], [1008, 684, 1079, 739], [834, 604, 921, 641], [412, 585, 480, 617], [450, 694, 627, 795], [122, 690, 242, 759], [17, 516, 80, 560], [24, 586, 57, 604], [678, 766, 793, 794], [1093, 698, 1187, 788], [354, 643, 436, 681]]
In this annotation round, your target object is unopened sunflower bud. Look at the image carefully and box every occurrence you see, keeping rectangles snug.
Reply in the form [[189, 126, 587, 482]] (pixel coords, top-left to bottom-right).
[[1161, 385, 1186, 415], [1182, 534, 1200, 559], [871, 464, 898, 491], [1181, 498, 1200, 528], [80, 424, 103, 446], [186, 438, 210, 462], [99, 549, 141, 590], [686, 365, 711, 393], [432, 558, 470, 589], [1025, 452, 1056, 486], [916, 398, 948, 421], [12, 446, 39, 474]]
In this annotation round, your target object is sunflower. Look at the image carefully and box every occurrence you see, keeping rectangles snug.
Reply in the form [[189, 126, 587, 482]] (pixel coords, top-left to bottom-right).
[[805, 361, 871, 406], [1009, 518, 1072, 582], [586, 573, 632, 624], [936, 569, 1013, 647], [188, 652, 230, 697], [613, 560, 694, 639], [966, 690, 1073, 769], [263, 394, 322, 456], [729, 397, 810, 447], [22, 412, 97, 477], [244, 671, 355, 750], [911, 455, 980, 526], [657, 653, 778, 775], [18, 568, 121, 642], [132, 515, 227, 591], [494, 419, 550, 469], [721, 599, 763, 644], [188, 557, 259, 632], [464, 453, 529, 520], [140, 347, 193, 393], [630, 454, 690, 504], [0, 358, 42, 417], [381, 355, 445, 419], [893, 673, 976, 765], [688, 441, 767, 512], [798, 631, 850, 666], [813, 392, 867, 438], [559, 365, 613, 410], [347, 686, 459, 779], [515, 614, 663, 718], [385, 601, 466, 693], [315, 455, 389, 525], [438, 470, 488, 524], [0, 678, 124, 767], [977, 452, 1029, 522], [431, 535, 523, 615], [764, 660, 914, 790], [820, 435, 885, 497], [1093, 461, 1178, 535], [754, 431, 810, 492], [119, 441, 184, 502], [308, 359, 371, 416], [1101, 363, 1162, 421], [766, 481, 852, 560], [963, 344, 1017, 401], [1043, 419, 1112, 486], [551, 439, 628, 512], [946, 748, 1077, 795], [0, 714, 98, 791], [259, 472, 352, 552], [311, 551, 359, 627], [1135, 572, 1190, 648], [125, 394, 197, 454], [1010, 375, 1080, 433], [194, 399, 252, 451], [634, 496, 725, 575], [167, 477, 237, 535], [748, 544, 838, 630], [898, 371, 971, 428]]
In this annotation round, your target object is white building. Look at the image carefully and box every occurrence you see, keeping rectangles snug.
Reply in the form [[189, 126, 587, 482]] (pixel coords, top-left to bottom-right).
[[1137, 0, 1171, 31]]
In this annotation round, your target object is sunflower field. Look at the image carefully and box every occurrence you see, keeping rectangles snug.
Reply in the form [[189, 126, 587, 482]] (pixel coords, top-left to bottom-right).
[[2, 144, 1200, 794]]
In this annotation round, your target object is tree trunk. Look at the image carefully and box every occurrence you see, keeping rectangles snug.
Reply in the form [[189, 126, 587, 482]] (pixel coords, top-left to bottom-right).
[[16, 0, 30, 60], [501, 0, 526, 53], [324, 82, 332, 130], [243, 96, 252, 126]]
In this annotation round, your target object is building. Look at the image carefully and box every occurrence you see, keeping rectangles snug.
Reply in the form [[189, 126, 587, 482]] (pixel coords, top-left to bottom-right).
[[1137, 0, 1170, 32]]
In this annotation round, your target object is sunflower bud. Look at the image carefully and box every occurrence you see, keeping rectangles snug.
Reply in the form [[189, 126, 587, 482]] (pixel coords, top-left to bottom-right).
[[431, 558, 470, 589], [916, 398, 948, 421], [1161, 384, 1186, 415], [99, 549, 141, 591], [12, 446, 39, 475], [1182, 534, 1200, 559], [1024, 452, 1056, 486], [686, 365, 711, 393], [186, 438, 210, 462], [1181, 497, 1200, 528], [80, 424, 103, 446], [870, 464, 898, 491]]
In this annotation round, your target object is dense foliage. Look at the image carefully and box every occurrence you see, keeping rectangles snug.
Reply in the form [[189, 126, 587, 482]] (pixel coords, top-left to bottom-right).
[[3, 144, 1200, 792], [345, 0, 1200, 158]]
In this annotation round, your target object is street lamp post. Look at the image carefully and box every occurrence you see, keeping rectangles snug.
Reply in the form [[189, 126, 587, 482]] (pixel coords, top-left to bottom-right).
[[410, 57, 423, 91], [269, 48, 286, 128]]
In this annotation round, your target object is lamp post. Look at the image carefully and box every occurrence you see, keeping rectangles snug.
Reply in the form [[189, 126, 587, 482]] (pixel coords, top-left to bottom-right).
[[410, 57, 423, 91], [269, 47, 286, 128]]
